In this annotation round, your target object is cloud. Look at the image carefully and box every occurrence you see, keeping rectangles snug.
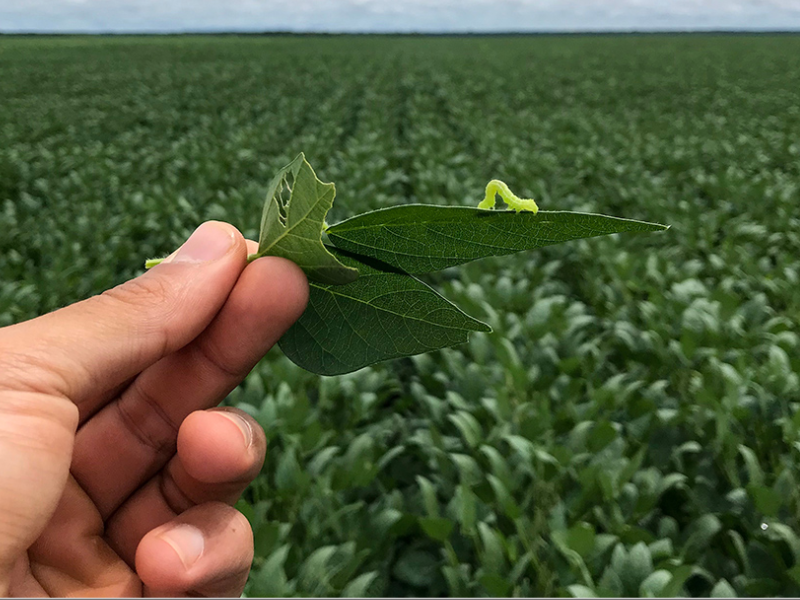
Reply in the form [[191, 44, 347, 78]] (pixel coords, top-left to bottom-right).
[[1, 0, 799, 32]]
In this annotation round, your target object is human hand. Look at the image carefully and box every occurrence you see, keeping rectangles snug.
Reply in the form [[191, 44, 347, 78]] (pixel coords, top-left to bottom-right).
[[0, 222, 308, 597]]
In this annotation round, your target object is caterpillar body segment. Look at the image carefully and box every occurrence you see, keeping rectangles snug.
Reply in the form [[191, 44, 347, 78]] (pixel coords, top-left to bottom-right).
[[478, 179, 539, 214]]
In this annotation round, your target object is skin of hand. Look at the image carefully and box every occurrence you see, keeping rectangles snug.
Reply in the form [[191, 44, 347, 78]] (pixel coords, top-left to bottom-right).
[[0, 221, 309, 597]]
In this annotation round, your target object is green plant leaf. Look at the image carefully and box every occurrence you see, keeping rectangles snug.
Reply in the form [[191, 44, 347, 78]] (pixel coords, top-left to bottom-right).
[[639, 570, 672, 597], [682, 514, 722, 560], [659, 565, 695, 597], [274, 447, 309, 493], [487, 474, 522, 520], [255, 153, 358, 285], [747, 484, 782, 517], [451, 484, 477, 533], [739, 444, 764, 487], [568, 584, 598, 598], [248, 544, 291, 598], [711, 578, 738, 598], [419, 516, 455, 542], [450, 453, 484, 487], [448, 412, 483, 449], [622, 542, 654, 594], [417, 475, 441, 518], [278, 249, 490, 375], [479, 573, 512, 596], [341, 572, 379, 597], [598, 567, 624, 597], [478, 522, 508, 574], [392, 549, 439, 588], [297, 545, 338, 595], [555, 522, 596, 558], [327, 205, 668, 274]]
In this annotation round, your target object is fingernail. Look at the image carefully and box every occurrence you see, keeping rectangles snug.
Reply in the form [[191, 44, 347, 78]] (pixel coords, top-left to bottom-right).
[[159, 524, 205, 569], [173, 222, 235, 263], [216, 410, 254, 448]]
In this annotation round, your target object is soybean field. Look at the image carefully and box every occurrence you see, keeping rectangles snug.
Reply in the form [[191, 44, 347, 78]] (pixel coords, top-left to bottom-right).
[[2, 34, 800, 597]]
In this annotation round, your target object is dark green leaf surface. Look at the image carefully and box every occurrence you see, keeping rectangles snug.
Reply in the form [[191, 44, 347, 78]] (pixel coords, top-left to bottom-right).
[[279, 250, 491, 375], [256, 153, 358, 285], [327, 205, 668, 274]]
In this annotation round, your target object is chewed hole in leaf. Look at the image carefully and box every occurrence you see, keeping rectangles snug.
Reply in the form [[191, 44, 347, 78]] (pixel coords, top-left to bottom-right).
[[276, 173, 294, 227]]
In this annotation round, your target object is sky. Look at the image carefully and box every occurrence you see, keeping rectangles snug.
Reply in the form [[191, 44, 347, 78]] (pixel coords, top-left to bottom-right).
[[1, 0, 799, 33]]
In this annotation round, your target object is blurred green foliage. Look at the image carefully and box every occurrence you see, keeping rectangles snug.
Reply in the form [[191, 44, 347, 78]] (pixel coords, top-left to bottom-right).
[[1, 34, 800, 597]]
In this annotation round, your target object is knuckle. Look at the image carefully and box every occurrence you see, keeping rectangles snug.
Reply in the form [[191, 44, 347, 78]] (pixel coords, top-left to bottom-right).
[[193, 338, 246, 381], [116, 381, 179, 456], [0, 345, 73, 397], [99, 274, 183, 315]]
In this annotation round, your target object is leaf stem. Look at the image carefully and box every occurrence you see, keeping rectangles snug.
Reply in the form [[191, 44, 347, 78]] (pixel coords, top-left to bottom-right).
[[144, 258, 165, 269]]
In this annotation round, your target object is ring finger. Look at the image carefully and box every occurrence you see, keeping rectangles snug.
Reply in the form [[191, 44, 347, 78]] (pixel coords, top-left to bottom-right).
[[103, 407, 266, 567]]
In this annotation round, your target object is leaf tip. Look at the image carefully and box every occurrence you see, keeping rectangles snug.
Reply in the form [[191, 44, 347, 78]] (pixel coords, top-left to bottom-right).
[[474, 321, 493, 334]]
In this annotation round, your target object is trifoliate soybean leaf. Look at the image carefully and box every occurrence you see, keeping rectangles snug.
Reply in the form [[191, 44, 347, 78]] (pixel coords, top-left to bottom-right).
[[327, 205, 668, 274], [278, 249, 491, 375], [255, 153, 358, 285]]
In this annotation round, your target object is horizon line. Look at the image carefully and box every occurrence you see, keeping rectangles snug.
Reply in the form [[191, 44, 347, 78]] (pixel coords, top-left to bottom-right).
[[2, 28, 800, 36]]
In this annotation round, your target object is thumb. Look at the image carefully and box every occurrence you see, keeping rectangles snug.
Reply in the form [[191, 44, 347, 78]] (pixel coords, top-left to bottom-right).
[[0, 221, 249, 412]]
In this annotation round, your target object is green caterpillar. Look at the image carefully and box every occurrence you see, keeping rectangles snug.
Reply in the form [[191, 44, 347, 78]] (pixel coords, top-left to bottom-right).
[[478, 180, 539, 214]]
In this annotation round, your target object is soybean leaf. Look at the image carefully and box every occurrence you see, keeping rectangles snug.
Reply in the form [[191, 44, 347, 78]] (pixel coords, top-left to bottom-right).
[[255, 153, 358, 285], [710, 579, 738, 598], [560, 523, 596, 558], [478, 522, 508, 574], [479, 574, 512, 597], [392, 549, 439, 588], [568, 584, 598, 598], [639, 570, 672, 597], [278, 249, 490, 376], [327, 205, 668, 274], [248, 545, 291, 598], [417, 475, 441, 518], [419, 516, 455, 542], [341, 572, 379, 598], [487, 474, 522, 519], [623, 542, 654, 594], [659, 565, 695, 597]]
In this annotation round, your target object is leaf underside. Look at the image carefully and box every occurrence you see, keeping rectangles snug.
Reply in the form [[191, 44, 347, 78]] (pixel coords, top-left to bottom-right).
[[327, 205, 669, 274], [278, 249, 491, 376], [256, 153, 358, 285]]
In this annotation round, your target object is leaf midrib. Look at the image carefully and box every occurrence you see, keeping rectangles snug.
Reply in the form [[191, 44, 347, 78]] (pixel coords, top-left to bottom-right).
[[331, 224, 572, 259], [329, 208, 666, 234]]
